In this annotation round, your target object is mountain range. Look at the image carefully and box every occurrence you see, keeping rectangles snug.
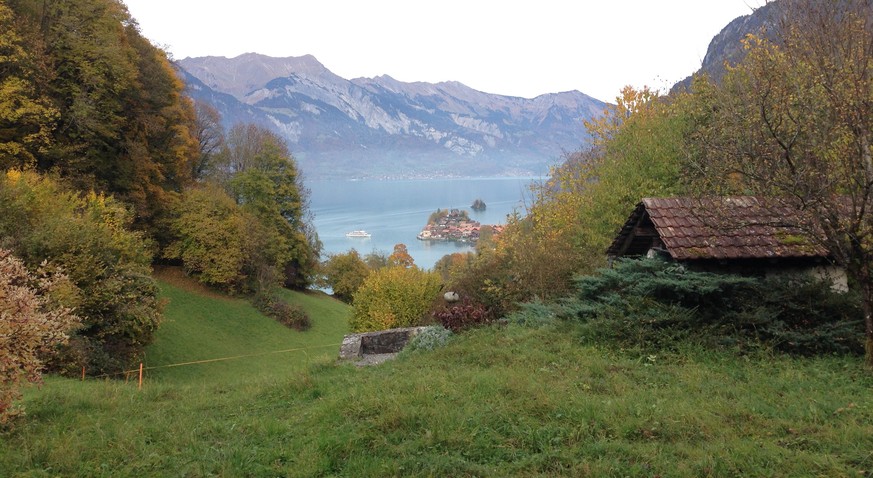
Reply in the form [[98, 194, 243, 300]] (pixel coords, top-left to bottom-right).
[[177, 54, 605, 179], [177, 2, 780, 180]]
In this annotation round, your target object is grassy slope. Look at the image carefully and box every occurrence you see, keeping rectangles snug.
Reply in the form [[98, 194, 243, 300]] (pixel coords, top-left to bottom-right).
[[144, 268, 350, 382], [2, 278, 872, 477]]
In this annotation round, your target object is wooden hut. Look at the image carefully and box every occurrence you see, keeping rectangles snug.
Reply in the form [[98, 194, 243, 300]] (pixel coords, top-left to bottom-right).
[[606, 197, 847, 290]]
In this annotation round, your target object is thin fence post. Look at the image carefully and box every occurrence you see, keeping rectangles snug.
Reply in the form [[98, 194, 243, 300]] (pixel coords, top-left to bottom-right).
[[81, 366, 85, 381], [138, 363, 143, 390]]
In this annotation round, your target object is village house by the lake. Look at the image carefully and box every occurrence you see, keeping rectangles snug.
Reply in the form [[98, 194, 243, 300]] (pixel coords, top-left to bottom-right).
[[417, 208, 504, 244]]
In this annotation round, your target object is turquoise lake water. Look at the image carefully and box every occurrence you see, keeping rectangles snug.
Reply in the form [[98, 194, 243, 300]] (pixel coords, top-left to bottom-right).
[[306, 177, 539, 270]]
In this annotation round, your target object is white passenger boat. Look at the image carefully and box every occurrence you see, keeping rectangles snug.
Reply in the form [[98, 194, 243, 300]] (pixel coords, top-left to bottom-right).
[[345, 230, 371, 238]]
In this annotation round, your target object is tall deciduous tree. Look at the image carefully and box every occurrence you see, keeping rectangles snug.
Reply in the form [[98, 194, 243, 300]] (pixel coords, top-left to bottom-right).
[[445, 86, 691, 317], [572, 86, 688, 268], [191, 100, 225, 180], [686, 0, 873, 365], [6, 0, 198, 237], [387, 243, 415, 268], [0, 0, 56, 170], [316, 249, 371, 303], [433, 252, 475, 283], [216, 123, 320, 289]]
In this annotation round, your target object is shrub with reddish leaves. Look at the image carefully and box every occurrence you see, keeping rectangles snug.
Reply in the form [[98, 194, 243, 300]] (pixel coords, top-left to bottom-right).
[[432, 299, 490, 332], [253, 292, 311, 331], [0, 249, 79, 425]]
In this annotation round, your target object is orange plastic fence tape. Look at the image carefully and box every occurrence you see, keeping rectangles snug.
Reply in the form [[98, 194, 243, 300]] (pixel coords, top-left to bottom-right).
[[92, 343, 341, 379]]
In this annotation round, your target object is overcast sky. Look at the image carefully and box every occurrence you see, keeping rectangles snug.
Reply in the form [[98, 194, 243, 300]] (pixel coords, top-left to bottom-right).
[[122, 0, 763, 103]]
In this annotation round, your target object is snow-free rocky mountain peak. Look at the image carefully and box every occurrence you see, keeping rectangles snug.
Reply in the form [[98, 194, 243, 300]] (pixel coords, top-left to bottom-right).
[[178, 53, 606, 179]]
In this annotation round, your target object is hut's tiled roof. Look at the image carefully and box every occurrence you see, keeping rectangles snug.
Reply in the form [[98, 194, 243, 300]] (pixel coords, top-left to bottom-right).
[[607, 197, 828, 261]]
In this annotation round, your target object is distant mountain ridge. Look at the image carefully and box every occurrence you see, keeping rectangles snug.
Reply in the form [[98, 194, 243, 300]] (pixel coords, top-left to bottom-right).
[[177, 54, 606, 179]]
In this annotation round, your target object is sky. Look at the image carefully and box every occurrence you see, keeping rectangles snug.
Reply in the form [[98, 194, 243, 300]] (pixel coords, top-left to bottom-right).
[[122, 0, 764, 103]]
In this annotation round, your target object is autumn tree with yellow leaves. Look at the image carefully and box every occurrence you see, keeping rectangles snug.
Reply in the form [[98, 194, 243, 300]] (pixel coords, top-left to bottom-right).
[[686, 0, 873, 365], [444, 85, 691, 316], [2, 0, 199, 240], [350, 265, 441, 333]]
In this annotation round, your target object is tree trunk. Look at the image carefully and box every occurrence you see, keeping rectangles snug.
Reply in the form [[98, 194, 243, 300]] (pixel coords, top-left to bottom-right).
[[862, 280, 873, 368], [866, 314, 873, 368]]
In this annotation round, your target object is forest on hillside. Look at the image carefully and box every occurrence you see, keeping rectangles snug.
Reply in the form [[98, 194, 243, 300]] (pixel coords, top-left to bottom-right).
[[0, 0, 321, 422]]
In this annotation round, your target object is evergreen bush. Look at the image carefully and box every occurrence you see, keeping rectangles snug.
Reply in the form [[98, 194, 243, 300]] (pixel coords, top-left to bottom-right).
[[404, 326, 453, 352], [564, 258, 864, 355], [505, 300, 561, 327]]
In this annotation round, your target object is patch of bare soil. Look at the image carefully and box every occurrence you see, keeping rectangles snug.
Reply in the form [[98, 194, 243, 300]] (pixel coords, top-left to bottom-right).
[[152, 265, 236, 301]]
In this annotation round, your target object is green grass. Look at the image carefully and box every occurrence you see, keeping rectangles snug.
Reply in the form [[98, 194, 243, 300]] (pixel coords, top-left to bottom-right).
[[1, 278, 872, 477], [142, 269, 350, 383]]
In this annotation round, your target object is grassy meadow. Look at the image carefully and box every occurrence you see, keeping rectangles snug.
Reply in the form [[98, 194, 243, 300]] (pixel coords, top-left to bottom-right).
[[1, 271, 872, 477], [144, 267, 350, 383]]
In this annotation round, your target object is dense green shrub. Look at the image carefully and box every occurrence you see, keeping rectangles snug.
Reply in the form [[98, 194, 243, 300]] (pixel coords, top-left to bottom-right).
[[732, 275, 864, 355], [252, 292, 311, 331], [563, 258, 864, 355], [350, 266, 442, 332], [0, 170, 161, 374], [316, 249, 371, 302], [165, 185, 252, 292]]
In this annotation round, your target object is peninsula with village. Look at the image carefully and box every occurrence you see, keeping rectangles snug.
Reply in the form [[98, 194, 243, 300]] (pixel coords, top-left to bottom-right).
[[417, 207, 504, 245]]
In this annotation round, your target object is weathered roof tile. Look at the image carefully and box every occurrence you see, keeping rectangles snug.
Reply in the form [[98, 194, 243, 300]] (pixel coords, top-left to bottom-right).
[[607, 196, 829, 261]]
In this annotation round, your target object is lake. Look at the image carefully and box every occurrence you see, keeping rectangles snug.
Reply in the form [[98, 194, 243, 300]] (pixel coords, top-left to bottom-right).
[[306, 177, 539, 269]]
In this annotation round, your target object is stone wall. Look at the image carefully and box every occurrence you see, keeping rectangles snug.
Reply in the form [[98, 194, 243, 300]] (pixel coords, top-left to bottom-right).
[[339, 326, 429, 365]]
